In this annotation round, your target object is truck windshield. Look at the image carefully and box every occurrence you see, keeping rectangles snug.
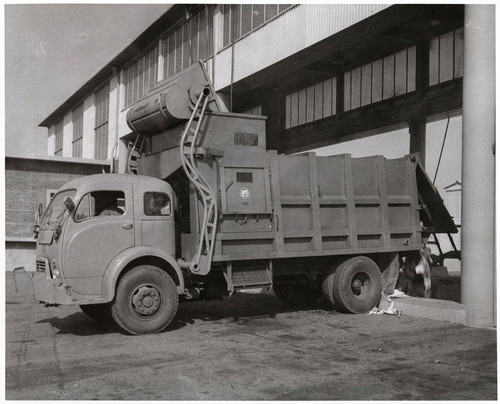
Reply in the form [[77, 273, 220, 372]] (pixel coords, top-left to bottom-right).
[[40, 189, 76, 227]]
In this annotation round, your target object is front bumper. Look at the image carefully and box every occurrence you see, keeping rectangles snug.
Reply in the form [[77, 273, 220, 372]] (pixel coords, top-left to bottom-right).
[[32, 271, 74, 305]]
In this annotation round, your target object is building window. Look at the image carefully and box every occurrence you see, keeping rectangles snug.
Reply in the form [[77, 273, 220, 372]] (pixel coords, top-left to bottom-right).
[[429, 28, 464, 86], [286, 77, 337, 129], [162, 6, 214, 80], [344, 46, 416, 112], [221, 4, 293, 48], [94, 84, 109, 160], [124, 44, 159, 107], [72, 104, 83, 158], [54, 120, 63, 156]]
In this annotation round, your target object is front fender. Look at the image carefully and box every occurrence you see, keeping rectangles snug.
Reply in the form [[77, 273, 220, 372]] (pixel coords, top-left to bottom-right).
[[101, 246, 185, 301]]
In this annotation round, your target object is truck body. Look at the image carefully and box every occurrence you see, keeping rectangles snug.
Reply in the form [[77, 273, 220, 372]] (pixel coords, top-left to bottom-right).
[[33, 63, 457, 334]]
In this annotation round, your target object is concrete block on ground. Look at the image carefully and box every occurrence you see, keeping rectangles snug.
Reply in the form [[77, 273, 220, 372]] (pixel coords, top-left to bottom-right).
[[379, 294, 466, 325]]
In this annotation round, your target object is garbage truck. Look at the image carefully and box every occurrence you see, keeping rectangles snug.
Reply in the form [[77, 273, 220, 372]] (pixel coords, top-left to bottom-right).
[[33, 62, 457, 335]]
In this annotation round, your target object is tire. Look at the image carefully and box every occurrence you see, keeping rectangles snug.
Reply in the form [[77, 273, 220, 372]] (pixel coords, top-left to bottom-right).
[[80, 303, 112, 322], [273, 282, 321, 307], [322, 256, 382, 313], [111, 265, 179, 335]]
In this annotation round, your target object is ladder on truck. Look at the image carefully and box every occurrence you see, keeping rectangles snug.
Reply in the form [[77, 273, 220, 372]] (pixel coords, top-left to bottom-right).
[[127, 133, 146, 174], [179, 88, 218, 275]]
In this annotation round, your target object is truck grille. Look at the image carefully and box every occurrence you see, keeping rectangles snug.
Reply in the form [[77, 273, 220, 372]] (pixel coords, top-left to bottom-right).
[[36, 257, 48, 272]]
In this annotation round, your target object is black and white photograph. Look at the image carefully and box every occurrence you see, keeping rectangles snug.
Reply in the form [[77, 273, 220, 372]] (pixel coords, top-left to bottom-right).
[[4, 3, 496, 400]]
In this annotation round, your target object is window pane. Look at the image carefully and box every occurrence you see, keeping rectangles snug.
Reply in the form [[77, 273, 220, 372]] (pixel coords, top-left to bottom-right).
[[383, 54, 395, 99], [350, 67, 361, 109], [223, 4, 230, 47], [241, 4, 252, 36], [253, 5, 264, 28], [207, 5, 213, 56], [168, 34, 176, 77], [314, 82, 323, 121], [232, 5, 241, 41], [182, 21, 190, 69], [285, 94, 291, 129], [199, 7, 208, 60], [394, 49, 407, 96], [407, 46, 416, 92], [323, 78, 332, 117], [361, 63, 372, 106], [344, 71, 351, 111], [290, 91, 298, 127], [191, 13, 199, 61], [439, 31, 454, 83], [175, 28, 182, 73], [429, 36, 439, 86], [144, 192, 171, 216], [372, 59, 383, 102], [298, 88, 306, 125], [306, 85, 314, 123], [454, 28, 464, 78], [279, 5, 292, 13], [265, 4, 278, 21]]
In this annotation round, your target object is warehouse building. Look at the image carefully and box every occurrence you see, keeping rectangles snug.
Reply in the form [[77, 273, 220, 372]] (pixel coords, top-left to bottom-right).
[[39, 4, 494, 327]]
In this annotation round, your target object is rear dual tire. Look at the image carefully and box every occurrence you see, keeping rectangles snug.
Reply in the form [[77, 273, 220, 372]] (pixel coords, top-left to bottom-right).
[[322, 256, 382, 313]]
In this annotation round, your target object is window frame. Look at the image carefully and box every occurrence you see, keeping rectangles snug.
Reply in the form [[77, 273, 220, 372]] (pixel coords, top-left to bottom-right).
[[74, 190, 126, 223], [143, 192, 172, 217]]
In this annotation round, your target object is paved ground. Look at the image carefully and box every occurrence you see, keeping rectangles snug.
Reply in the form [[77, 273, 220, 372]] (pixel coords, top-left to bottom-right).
[[6, 273, 497, 400]]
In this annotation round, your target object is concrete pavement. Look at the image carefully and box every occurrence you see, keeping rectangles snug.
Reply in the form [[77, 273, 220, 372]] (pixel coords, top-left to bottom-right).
[[5, 273, 497, 400]]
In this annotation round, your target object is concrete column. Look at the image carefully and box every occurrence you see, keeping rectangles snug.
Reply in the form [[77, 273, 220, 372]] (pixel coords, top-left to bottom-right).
[[82, 94, 95, 159], [108, 74, 119, 161], [62, 111, 73, 157], [47, 125, 55, 155], [409, 119, 426, 168], [461, 5, 495, 327], [262, 88, 285, 151]]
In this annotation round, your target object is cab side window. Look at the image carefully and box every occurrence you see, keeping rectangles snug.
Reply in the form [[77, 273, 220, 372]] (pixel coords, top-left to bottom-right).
[[144, 192, 171, 216], [75, 191, 125, 221]]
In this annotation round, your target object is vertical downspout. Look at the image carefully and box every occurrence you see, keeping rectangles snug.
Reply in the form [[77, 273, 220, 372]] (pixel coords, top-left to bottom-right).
[[111, 66, 121, 173]]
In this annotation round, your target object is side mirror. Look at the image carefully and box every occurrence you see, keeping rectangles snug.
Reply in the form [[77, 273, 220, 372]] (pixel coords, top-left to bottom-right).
[[64, 197, 76, 212]]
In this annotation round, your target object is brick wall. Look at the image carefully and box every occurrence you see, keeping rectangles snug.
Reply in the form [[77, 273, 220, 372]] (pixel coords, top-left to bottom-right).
[[5, 157, 109, 239]]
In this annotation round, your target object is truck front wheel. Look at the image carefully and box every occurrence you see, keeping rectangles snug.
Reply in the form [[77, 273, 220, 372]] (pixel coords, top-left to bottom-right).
[[111, 265, 179, 335], [322, 256, 382, 313]]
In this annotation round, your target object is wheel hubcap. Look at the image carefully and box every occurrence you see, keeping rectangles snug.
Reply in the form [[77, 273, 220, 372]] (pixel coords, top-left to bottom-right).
[[131, 285, 161, 317], [351, 273, 371, 298]]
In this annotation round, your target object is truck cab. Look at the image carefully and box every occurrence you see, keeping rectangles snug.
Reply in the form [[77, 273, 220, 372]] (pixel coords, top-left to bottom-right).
[[33, 174, 184, 334]]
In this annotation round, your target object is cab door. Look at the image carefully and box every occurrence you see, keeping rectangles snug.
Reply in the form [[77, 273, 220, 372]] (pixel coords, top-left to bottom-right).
[[62, 184, 135, 296]]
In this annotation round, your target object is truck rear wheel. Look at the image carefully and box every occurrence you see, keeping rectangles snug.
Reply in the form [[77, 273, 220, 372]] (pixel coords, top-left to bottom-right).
[[111, 265, 179, 335], [273, 282, 321, 307], [322, 256, 382, 313], [80, 303, 112, 322]]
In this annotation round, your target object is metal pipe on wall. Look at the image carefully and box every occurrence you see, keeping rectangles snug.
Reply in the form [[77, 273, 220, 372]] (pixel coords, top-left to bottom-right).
[[461, 5, 495, 327]]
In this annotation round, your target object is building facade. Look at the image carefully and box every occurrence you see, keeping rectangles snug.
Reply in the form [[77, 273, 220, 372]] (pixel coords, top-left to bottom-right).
[[40, 4, 464, 172]]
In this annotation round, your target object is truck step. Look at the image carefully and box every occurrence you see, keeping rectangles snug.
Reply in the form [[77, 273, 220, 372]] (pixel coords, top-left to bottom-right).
[[231, 266, 272, 289]]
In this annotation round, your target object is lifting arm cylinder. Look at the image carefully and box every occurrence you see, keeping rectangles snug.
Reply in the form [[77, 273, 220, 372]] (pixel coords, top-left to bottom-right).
[[126, 62, 222, 134]]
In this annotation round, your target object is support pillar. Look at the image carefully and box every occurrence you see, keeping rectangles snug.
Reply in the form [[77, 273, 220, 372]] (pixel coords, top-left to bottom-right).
[[461, 5, 495, 327], [409, 119, 426, 168], [262, 88, 286, 151]]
